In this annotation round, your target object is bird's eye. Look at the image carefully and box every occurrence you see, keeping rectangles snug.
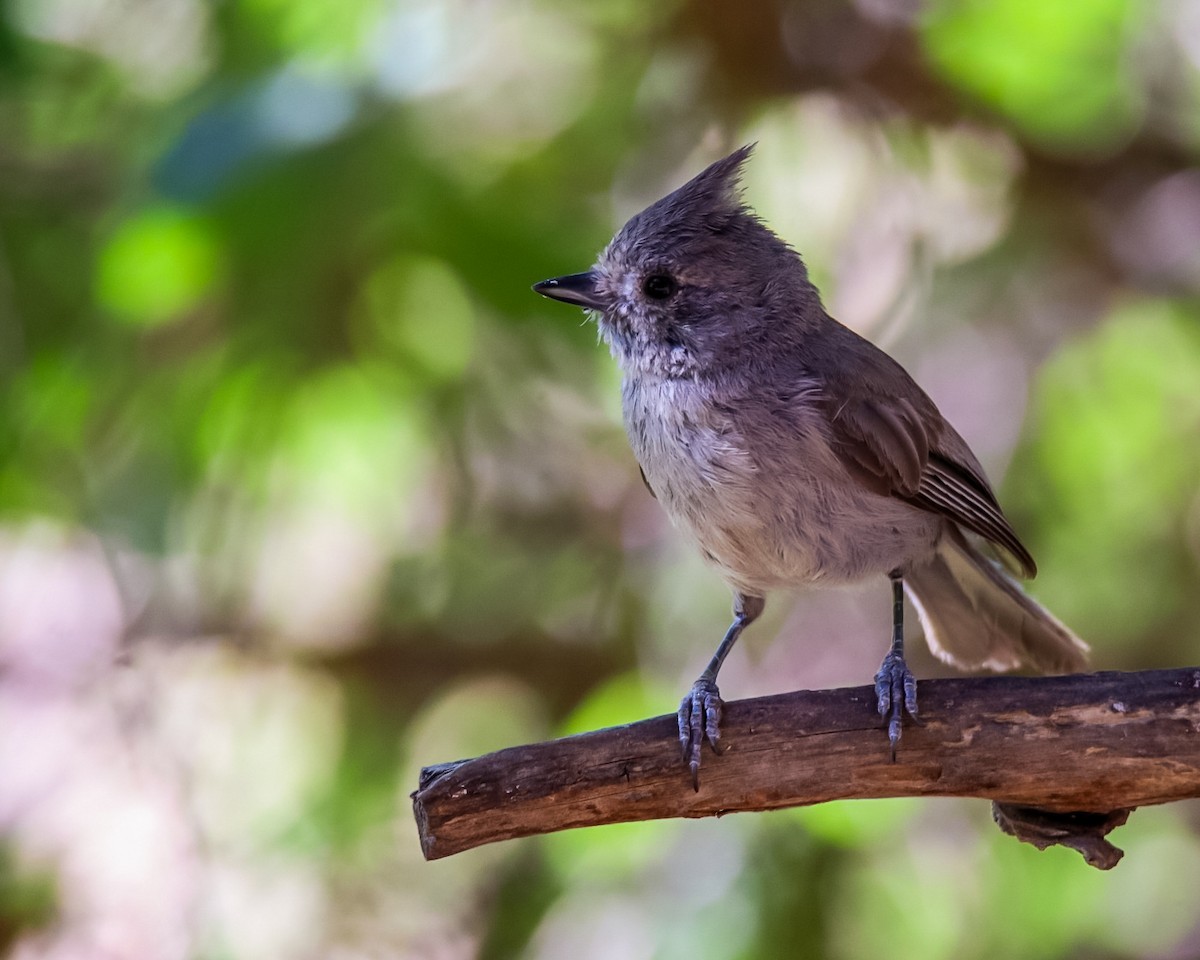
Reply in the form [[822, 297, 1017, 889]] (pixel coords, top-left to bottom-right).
[[642, 273, 678, 300]]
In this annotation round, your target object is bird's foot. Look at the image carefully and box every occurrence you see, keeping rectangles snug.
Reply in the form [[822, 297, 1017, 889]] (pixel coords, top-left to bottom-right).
[[874, 651, 918, 760], [678, 677, 723, 791]]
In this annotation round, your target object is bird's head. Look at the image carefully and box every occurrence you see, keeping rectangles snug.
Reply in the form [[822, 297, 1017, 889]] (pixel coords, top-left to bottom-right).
[[534, 145, 817, 381]]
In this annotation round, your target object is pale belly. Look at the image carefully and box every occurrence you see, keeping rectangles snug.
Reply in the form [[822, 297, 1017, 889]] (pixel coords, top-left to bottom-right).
[[624, 378, 943, 596]]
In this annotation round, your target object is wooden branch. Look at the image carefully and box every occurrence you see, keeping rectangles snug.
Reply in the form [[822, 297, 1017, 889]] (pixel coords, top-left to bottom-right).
[[412, 668, 1200, 868]]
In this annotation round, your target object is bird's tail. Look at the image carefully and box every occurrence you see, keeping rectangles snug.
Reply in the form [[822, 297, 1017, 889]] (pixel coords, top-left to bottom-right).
[[904, 530, 1089, 673]]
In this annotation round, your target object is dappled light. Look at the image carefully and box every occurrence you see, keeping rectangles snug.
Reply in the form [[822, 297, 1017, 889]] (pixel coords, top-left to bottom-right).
[[1, 0, 1199, 956]]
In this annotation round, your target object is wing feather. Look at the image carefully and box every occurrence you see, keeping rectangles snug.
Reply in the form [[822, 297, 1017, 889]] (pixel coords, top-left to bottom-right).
[[823, 382, 1037, 578]]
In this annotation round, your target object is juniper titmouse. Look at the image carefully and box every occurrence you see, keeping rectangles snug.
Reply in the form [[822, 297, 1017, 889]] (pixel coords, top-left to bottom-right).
[[534, 145, 1087, 786]]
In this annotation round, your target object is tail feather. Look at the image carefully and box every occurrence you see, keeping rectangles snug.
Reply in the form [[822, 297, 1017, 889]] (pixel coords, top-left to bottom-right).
[[905, 531, 1088, 674]]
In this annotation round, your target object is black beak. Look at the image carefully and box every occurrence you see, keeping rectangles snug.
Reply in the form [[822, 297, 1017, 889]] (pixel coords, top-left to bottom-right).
[[532, 271, 604, 310]]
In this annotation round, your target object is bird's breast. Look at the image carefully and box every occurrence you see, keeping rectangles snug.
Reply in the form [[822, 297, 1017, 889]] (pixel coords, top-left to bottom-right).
[[621, 376, 941, 592]]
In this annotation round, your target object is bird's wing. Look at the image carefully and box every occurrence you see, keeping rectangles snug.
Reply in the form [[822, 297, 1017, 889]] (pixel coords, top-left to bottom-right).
[[823, 379, 1037, 579], [827, 393, 929, 498], [638, 464, 657, 500], [912, 448, 1037, 578]]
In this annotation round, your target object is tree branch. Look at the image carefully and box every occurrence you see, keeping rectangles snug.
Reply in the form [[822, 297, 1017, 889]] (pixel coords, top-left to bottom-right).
[[412, 668, 1200, 868]]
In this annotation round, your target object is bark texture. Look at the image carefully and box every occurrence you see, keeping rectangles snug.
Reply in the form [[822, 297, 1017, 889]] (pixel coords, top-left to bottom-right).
[[412, 668, 1200, 867]]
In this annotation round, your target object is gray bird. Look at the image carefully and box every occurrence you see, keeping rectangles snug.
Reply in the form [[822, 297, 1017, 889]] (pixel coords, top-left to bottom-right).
[[533, 145, 1088, 786]]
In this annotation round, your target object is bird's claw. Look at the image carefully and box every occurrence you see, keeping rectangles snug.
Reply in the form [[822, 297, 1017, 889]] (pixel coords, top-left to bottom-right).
[[678, 678, 723, 790], [874, 650, 918, 760]]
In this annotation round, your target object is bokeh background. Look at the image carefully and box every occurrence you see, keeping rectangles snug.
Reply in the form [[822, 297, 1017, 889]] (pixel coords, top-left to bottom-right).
[[2, 0, 1200, 956]]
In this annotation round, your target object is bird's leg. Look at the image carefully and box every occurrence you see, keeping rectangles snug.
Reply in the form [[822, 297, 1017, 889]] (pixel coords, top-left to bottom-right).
[[874, 570, 919, 759], [678, 593, 764, 790]]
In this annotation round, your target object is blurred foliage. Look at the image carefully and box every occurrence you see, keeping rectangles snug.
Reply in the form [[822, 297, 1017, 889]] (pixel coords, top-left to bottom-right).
[[921, 0, 1144, 150], [0, 847, 56, 954], [0, 0, 1199, 958]]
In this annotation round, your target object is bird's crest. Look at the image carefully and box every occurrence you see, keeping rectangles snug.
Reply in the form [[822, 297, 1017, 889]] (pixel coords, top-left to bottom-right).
[[623, 144, 756, 241]]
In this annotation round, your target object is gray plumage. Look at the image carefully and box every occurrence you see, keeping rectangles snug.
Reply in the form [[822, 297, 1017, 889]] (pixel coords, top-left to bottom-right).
[[533, 144, 1087, 779]]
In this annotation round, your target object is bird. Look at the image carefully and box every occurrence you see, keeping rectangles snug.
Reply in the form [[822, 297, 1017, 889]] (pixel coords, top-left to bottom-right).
[[532, 144, 1088, 788]]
